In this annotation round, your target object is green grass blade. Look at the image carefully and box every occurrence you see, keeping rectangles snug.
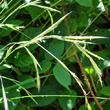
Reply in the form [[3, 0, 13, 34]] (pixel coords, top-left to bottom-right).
[[0, 74, 52, 94], [83, 48, 104, 60], [74, 42, 103, 86], [34, 4, 61, 13], [32, 12, 71, 40], [47, 10, 54, 27], [5, 44, 14, 58], [24, 47, 41, 91], [4, 95, 110, 102], [12, 80, 38, 105]]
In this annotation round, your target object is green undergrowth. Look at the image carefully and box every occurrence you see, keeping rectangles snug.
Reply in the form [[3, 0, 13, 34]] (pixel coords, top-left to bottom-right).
[[0, 0, 110, 110]]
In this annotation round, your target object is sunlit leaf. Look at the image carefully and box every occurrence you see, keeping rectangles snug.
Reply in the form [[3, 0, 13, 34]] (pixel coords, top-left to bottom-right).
[[58, 90, 77, 110], [84, 67, 94, 74]]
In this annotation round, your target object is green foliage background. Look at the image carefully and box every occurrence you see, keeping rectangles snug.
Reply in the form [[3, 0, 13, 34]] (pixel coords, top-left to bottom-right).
[[0, 0, 110, 110]]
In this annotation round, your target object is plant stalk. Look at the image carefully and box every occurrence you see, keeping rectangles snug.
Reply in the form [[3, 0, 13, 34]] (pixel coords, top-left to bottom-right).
[[62, 5, 103, 110]]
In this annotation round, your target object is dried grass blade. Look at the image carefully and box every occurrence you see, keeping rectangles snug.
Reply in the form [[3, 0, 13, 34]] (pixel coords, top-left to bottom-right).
[[65, 36, 107, 39], [74, 42, 103, 86], [0, 75, 9, 110], [24, 47, 41, 91]]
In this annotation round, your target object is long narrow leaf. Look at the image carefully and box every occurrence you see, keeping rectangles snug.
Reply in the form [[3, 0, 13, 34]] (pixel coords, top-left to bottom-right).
[[32, 12, 71, 40], [5, 45, 15, 58], [24, 47, 41, 91], [83, 48, 104, 60], [0, 75, 9, 110], [34, 4, 60, 13], [47, 10, 54, 27], [74, 42, 103, 86], [43, 35, 96, 44], [65, 36, 107, 39]]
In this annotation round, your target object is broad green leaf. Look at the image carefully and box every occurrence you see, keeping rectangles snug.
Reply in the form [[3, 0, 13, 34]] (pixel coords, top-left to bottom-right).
[[0, 20, 23, 37], [25, 4, 60, 22], [39, 60, 51, 74], [54, 22, 68, 35], [49, 0, 67, 5], [76, 0, 93, 7], [87, 29, 110, 47], [19, 75, 36, 89], [20, 27, 42, 41], [58, 90, 77, 110], [48, 76, 66, 91], [105, 76, 110, 86], [15, 105, 26, 110], [68, 19, 77, 33], [49, 0, 75, 5], [97, 48, 110, 57], [45, 39, 64, 60], [26, 5, 43, 22], [0, 105, 3, 110], [77, 14, 89, 27], [6, 89, 20, 110], [79, 102, 95, 110], [14, 53, 33, 67], [0, 88, 21, 110], [101, 100, 110, 110], [53, 63, 71, 91], [20, 66, 31, 72], [27, 85, 58, 107], [20, 27, 41, 51], [95, 16, 106, 24], [6, 51, 17, 64], [96, 57, 110, 70], [100, 87, 110, 96]]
